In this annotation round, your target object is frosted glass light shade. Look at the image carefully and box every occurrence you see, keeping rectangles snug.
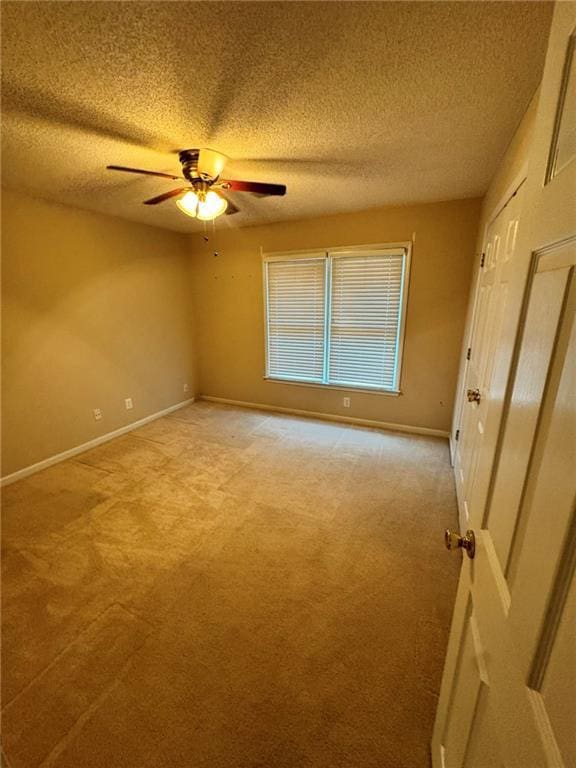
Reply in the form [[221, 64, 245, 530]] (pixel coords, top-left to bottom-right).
[[176, 191, 199, 217], [196, 191, 228, 220]]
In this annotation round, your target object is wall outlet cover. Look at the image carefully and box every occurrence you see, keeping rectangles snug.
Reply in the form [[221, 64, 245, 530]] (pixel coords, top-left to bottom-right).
[[125, 398, 133, 410], [343, 397, 351, 408], [93, 408, 102, 421], [183, 383, 189, 392]]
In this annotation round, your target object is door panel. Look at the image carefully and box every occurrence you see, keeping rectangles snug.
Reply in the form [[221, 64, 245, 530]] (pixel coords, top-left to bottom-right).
[[540, 575, 576, 768], [442, 617, 482, 768], [487, 254, 573, 570], [507, 262, 575, 664], [463, 686, 505, 768]]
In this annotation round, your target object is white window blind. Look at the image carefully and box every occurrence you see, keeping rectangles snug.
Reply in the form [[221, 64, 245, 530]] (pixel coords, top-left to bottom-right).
[[264, 245, 409, 392], [328, 253, 405, 390], [265, 258, 326, 382]]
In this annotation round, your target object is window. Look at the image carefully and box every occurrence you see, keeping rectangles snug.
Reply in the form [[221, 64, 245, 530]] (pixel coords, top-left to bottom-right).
[[264, 244, 410, 392]]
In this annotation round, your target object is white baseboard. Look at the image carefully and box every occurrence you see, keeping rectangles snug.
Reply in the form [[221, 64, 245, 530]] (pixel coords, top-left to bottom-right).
[[0, 398, 195, 487], [200, 395, 450, 439]]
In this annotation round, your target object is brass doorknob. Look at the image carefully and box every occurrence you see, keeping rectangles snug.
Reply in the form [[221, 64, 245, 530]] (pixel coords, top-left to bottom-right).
[[445, 529, 476, 559], [467, 388, 481, 403]]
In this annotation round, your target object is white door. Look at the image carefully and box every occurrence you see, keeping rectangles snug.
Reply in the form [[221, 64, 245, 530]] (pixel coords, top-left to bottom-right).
[[433, 4, 576, 767], [453, 185, 525, 530]]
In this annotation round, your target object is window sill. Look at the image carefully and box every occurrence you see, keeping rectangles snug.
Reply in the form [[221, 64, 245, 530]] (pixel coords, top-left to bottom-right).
[[263, 376, 401, 397]]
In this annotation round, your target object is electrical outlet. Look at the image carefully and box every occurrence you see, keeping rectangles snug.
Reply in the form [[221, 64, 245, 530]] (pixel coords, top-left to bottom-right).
[[183, 383, 189, 393], [93, 408, 102, 421], [343, 397, 351, 408], [125, 397, 133, 410]]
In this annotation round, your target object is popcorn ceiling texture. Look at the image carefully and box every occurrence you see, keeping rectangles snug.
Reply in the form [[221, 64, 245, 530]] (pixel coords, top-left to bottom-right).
[[1, 1, 552, 232]]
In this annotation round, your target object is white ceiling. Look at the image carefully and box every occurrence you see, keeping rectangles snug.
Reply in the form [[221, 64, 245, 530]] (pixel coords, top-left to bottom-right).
[[1, 1, 553, 233]]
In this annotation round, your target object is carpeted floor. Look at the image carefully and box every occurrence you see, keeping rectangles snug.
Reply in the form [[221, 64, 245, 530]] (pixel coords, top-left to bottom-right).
[[2, 401, 460, 768]]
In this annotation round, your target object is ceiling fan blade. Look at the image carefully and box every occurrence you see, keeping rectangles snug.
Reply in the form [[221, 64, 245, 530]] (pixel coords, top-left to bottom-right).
[[143, 188, 188, 205], [220, 179, 286, 196], [197, 149, 228, 181], [107, 165, 182, 180], [220, 193, 240, 215]]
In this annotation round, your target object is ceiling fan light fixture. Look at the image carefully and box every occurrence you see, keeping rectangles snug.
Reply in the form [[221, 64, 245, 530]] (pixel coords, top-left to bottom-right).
[[176, 189, 228, 220]]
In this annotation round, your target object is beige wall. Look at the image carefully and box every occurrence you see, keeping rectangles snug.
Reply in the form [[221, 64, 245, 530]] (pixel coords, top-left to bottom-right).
[[450, 90, 540, 442], [189, 197, 481, 433], [1, 189, 195, 476], [479, 90, 540, 233]]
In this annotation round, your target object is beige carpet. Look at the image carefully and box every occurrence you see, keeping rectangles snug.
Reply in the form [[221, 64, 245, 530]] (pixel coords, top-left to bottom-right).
[[2, 402, 460, 768]]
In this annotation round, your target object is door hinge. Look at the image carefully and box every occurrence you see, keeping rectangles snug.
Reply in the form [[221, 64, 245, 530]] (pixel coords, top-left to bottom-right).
[[466, 347, 471, 360], [480, 252, 485, 268], [455, 429, 460, 441]]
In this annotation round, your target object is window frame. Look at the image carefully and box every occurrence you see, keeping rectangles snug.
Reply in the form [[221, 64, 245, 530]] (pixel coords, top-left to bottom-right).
[[262, 242, 412, 395]]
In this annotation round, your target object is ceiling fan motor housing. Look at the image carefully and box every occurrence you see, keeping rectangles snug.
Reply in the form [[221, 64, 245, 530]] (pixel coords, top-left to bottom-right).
[[179, 149, 200, 182]]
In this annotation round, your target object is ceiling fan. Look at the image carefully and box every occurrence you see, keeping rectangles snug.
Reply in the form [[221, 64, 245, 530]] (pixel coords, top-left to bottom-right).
[[107, 148, 286, 220]]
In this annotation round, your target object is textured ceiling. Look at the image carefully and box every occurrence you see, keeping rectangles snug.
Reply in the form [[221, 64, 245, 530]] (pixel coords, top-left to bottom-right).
[[1, 1, 553, 233]]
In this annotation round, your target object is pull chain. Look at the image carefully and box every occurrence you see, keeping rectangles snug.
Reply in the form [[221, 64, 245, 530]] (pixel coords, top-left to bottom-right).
[[212, 217, 218, 257], [201, 218, 219, 256]]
